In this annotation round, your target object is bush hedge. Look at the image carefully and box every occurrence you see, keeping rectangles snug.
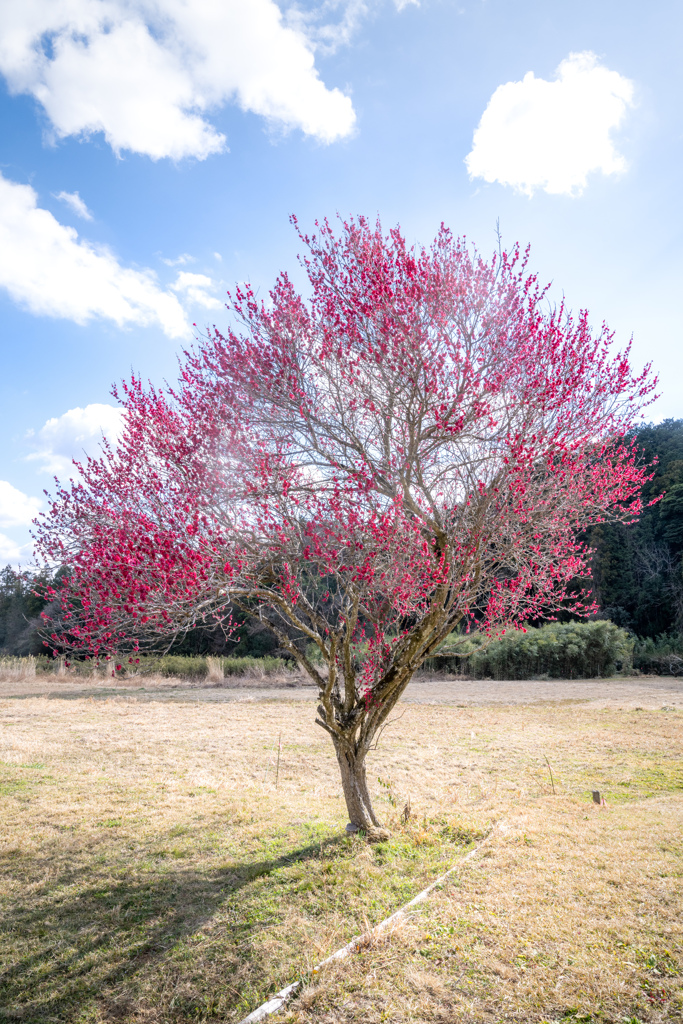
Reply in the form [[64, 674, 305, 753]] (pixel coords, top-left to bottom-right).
[[431, 620, 633, 680], [632, 634, 683, 676], [0, 622, 650, 680]]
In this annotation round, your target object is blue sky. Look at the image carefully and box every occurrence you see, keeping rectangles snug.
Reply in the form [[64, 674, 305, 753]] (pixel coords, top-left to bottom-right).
[[0, 0, 681, 564]]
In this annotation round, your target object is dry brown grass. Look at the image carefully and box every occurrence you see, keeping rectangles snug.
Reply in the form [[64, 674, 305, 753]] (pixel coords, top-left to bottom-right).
[[0, 682, 681, 1024], [0, 667, 315, 698], [291, 795, 683, 1024]]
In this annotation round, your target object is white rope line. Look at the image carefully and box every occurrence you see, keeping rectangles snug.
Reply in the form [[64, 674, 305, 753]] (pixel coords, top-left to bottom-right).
[[237, 982, 301, 1024], [236, 836, 490, 1023]]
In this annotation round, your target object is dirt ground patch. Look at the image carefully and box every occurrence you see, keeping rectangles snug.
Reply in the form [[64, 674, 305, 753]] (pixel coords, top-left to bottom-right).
[[0, 680, 681, 1023], [1, 672, 682, 708]]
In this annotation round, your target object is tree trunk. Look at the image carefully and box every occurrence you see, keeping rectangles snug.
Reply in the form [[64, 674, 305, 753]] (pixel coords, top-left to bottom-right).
[[333, 741, 389, 839]]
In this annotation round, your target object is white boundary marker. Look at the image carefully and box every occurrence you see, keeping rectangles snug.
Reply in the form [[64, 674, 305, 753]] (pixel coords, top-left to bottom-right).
[[237, 838, 489, 1023], [238, 982, 301, 1023]]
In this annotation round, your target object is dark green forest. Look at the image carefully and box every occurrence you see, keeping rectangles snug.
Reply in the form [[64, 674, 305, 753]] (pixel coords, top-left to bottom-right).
[[0, 566, 280, 660], [590, 419, 683, 635], [3, 420, 683, 669]]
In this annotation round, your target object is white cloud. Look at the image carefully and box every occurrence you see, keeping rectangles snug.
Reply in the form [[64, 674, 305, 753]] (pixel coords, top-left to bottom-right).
[[289, 0, 417, 56], [171, 271, 223, 310], [0, 532, 25, 563], [465, 51, 635, 197], [0, 481, 42, 566], [0, 0, 356, 160], [0, 172, 190, 337], [288, 0, 370, 56], [27, 404, 125, 478], [0, 481, 42, 528], [53, 189, 93, 220], [161, 253, 195, 267]]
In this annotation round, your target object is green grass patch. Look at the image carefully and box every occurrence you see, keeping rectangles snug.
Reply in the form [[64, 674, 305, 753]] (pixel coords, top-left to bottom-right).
[[0, 804, 478, 1023]]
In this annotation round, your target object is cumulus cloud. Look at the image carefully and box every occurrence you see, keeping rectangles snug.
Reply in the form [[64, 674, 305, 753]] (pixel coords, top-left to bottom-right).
[[0, 0, 356, 160], [0, 172, 190, 337], [53, 189, 93, 220], [0, 481, 42, 565], [27, 404, 125, 478], [466, 52, 635, 196], [0, 533, 25, 563], [171, 271, 223, 310], [0, 481, 42, 528]]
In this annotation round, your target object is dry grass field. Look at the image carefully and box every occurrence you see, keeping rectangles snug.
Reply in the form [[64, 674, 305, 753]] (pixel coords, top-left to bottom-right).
[[0, 675, 681, 1023]]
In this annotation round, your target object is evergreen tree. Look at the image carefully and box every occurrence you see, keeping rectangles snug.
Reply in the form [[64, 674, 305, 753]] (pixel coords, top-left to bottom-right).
[[590, 419, 683, 636], [0, 566, 50, 654]]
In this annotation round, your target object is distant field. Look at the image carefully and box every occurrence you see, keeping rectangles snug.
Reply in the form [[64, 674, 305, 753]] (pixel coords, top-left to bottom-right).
[[0, 685, 681, 1023]]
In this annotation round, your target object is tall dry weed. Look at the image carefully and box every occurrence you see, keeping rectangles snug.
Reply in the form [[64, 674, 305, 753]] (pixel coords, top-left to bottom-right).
[[206, 656, 225, 682], [0, 655, 36, 679]]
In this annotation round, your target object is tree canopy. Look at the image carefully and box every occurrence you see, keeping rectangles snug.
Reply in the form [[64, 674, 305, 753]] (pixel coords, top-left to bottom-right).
[[36, 217, 655, 833]]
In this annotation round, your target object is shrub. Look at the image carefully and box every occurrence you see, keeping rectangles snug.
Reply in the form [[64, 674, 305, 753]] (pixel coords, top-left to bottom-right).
[[633, 633, 683, 676], [431, 620, 633, 679], [220, 655, 288, 676], [115, 654, 289, 679]]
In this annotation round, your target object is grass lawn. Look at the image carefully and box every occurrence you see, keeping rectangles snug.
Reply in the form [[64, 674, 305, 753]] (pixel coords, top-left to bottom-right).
[[0, 684, 681, 1023]]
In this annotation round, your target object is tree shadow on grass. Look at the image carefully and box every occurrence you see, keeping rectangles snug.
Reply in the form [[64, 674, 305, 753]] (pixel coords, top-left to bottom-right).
[[0, 833, 345, 1023]]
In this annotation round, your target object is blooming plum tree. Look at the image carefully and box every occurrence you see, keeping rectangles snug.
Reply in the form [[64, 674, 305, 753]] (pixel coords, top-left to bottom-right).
[[37, 217, 656, 836]]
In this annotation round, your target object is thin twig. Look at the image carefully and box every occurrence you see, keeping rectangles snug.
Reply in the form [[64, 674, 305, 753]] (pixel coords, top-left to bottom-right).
[[370, 706, 409, 751], [544, 755, 556, 795], [262, 736, 277, 784]]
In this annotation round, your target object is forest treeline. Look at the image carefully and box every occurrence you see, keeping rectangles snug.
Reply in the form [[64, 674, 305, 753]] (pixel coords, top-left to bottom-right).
[[0, 564, 280, 661], [3, 419, 683, 671]]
